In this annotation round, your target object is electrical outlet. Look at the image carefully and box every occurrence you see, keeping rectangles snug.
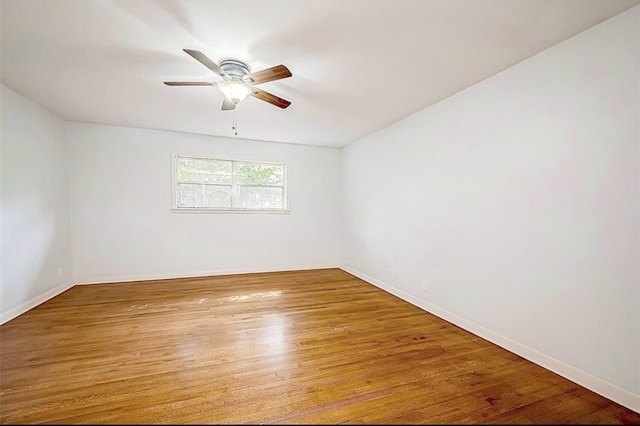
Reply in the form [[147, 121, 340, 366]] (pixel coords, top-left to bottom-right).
[[58, 266, 63, 277], [422, 279, 429, 291], [264, 254, 269, 261]]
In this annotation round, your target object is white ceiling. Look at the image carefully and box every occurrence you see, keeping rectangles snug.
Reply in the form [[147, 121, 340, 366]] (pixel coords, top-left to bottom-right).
[[1, 0, 638, 147]]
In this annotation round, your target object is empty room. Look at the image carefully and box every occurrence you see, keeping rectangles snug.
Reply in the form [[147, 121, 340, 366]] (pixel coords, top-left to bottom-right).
[[1, 0, 640, 424]]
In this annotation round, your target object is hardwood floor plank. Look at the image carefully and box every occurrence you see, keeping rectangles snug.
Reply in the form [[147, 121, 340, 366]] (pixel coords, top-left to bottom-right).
[[1, 268, 638, 424]]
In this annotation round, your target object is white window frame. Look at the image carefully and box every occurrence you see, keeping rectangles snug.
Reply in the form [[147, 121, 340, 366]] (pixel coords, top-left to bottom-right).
[[171, 153, 290, 214]]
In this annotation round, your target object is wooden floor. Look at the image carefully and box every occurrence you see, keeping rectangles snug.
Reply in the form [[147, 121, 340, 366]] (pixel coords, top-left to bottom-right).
[[1, 268, 639, 424]]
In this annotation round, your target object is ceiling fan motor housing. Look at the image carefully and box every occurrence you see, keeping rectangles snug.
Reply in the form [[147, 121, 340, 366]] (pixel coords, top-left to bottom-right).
[[219, 59, 251, 81]]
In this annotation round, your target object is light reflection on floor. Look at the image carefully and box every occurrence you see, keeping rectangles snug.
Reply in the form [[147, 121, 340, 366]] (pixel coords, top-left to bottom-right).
[[225, 291, 281, 302], [260, 313, 289, 354], [172, 290, 290, 386]]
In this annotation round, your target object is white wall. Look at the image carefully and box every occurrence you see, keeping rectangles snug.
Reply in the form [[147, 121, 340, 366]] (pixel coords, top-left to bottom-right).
[[67, 122, 341, 284], [341, 5, 640, 407], [0, 85, 74, 323]]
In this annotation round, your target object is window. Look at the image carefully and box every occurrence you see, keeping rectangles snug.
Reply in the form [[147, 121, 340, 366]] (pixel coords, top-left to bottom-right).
[[172, 155, 288, 212]]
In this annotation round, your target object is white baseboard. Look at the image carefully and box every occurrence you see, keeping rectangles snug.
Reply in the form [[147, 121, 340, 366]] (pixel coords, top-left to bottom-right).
[[76, 264, 339, 285], [340, 265, 640, 414], [1, 280, 75, 325]]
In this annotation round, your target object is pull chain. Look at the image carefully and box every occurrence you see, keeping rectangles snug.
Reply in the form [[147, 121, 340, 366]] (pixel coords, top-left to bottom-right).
[[232, 107, 238, 136]]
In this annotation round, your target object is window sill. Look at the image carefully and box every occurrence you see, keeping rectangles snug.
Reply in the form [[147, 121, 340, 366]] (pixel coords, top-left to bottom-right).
[[171, 208, 291, 214]]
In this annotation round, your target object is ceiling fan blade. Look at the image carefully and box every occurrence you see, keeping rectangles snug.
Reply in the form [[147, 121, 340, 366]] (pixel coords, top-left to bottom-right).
[[221, 98, 236, 110], [250, 88, 291, 109], [164, 81, 217, 86], [183, 49, 224, 77], [245, 65, 292, 85]]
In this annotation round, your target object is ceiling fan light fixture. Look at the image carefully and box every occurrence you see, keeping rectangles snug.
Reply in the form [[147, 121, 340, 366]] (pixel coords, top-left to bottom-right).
[[218, 80, 251, 104]]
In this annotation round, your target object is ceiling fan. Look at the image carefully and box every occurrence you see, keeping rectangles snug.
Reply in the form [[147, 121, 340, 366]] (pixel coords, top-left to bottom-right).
[[164, 49, 292, 110]]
